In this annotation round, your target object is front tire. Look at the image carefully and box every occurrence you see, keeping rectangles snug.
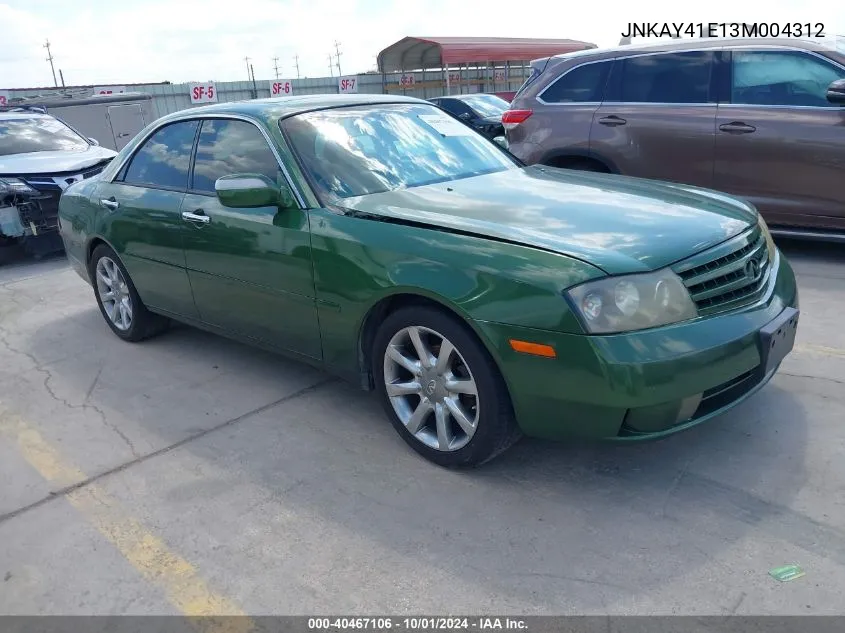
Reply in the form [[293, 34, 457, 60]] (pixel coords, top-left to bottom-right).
[[89, 244, 168, 342], [373, 306, 521, 467]]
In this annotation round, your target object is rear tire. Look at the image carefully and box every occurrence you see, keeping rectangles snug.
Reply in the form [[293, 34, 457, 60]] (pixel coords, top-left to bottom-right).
[[372, 305, 521, 467], [89, 244, 169, 342]]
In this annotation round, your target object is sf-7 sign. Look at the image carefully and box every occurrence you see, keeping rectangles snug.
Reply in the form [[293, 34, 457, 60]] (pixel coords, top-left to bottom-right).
[[189, 82, 218, 104], [338, 76, 358, 94]]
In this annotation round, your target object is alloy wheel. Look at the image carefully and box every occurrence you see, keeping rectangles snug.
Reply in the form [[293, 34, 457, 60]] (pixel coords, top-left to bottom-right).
[[95, 256, 133, 331], [383, 325, 480, 451]]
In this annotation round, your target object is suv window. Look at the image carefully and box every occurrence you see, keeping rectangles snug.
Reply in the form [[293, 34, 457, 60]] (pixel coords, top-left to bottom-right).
[[609, 51, 714, 104], [121, 120, 199, 189], [731, 50, 845, 107], [541, 61, 611, 103], [191, 119, 282, 193]]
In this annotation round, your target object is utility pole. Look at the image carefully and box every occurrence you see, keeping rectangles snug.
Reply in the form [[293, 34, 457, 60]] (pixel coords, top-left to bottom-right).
[[244, 56, 252, 82], [44, 39, 57, 87], [293, 55, 300, 79], [328, 55, 334, 77], [59, 69, 65, 88], [250, 63, 257, 99], [272, 56, 280, 79], [333, 40, 343, 76]]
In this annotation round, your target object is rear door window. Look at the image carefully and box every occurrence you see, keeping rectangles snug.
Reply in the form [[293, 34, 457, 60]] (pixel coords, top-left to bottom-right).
[[120, 120, 199, 190], [540, 61, 612, 103], [607, 51, 715, 104], [730, 50, 845, 107]]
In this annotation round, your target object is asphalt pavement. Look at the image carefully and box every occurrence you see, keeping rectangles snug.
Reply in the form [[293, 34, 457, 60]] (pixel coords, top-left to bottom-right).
[[1, 238, 844, 616]]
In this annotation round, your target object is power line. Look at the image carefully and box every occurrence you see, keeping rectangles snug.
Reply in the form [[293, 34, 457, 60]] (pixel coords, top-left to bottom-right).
[[272, 56, 280, 79], [244, 56, 251, 81], [293, 55, 300, 79], [328, 55, 334, 77], [44, 39, 57, 87], [333, 40, 343, 76]]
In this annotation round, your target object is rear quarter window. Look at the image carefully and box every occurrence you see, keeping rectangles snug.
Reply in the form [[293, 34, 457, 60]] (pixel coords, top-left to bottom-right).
[[539, 61, 612, 103]]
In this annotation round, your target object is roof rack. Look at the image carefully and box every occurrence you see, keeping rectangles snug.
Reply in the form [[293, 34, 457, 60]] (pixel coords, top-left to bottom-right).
[[0, 105, 48, 114]]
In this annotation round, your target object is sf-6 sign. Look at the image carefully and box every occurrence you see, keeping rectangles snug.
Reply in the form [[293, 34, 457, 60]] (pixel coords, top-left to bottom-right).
[[271, 80, 294, 96], [189, 82, 218, 104], [338, 76, 358, 94]]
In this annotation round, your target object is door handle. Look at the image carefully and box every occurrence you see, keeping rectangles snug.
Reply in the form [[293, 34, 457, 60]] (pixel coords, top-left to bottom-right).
[[719, 121, 756, 134], [181, 209, 211, 224], [100, 197, 119, 211], [598, 115, 627, 127]]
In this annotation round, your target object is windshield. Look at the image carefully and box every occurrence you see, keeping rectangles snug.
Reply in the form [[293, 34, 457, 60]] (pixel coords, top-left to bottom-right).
[[460, 94, 510, 117], [0, 116, 89, 156], [282, 103, 516, 201]]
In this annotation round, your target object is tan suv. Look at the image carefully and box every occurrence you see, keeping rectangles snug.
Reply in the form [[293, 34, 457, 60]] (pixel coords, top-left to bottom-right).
[[505, 38, 845, 238]]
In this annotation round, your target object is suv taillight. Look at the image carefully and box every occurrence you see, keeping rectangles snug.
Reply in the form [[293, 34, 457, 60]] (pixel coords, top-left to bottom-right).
[[502, 109, 533, 130]]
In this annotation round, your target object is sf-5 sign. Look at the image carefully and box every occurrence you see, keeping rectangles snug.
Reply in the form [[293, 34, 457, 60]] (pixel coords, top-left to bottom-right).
[[189, 82, 218, 104]]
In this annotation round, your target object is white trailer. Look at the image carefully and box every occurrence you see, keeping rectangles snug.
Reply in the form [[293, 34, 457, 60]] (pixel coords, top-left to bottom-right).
[[28, 92, 155, 151]]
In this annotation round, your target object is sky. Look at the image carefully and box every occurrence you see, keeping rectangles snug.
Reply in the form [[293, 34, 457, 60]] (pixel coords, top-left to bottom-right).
[[1, 0, 844, 89]]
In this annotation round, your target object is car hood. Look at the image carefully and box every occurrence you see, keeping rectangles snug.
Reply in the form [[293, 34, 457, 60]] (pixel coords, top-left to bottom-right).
[[0, 145, 117, 175], [339, 166, 757, 274]]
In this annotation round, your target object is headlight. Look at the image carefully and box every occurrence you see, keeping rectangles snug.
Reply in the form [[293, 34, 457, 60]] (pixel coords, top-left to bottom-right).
[[566, 269, 698, 334], [756, 213, 777, 265], [0, 177, 37, 195]]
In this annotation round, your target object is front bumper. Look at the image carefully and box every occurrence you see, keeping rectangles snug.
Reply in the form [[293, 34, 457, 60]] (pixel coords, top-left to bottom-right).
[[476, 250, 799, 441]]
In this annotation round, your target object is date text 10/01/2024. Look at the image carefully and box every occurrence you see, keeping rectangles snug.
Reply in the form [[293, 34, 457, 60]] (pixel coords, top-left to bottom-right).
[[620, 22, 826, 38], [308, 618, 528, 630]]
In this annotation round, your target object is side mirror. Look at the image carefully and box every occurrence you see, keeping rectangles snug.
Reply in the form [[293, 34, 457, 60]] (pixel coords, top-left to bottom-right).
[[826, 78, 845, 105], [215, 174, 296, 209], [88, 137, 100, 146], [492, 136, 509, 150]]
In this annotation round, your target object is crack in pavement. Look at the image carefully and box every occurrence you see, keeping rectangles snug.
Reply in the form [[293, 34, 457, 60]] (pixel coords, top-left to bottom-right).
[[0, 376, 337, 527], [0, 322, 140, 459], [781, 371, 845, 388]]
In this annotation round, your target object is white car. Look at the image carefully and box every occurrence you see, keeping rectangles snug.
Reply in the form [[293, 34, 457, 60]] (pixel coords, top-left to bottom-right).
[[0, 107, 117, 255]]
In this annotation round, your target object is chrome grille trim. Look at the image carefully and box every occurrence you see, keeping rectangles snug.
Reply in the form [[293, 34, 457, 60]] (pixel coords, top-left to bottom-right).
[[673, 226, 771, 315]]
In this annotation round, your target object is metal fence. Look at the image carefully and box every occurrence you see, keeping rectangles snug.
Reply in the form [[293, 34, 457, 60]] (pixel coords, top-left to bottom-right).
[[4, 67, 529, 119]]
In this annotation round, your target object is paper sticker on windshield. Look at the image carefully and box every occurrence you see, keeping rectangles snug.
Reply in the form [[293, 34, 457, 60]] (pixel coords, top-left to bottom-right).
[[419, 114, 475, 137]]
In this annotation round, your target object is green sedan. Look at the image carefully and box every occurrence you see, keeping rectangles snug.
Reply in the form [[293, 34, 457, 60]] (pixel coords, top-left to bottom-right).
[[58, 94, 800, 467]]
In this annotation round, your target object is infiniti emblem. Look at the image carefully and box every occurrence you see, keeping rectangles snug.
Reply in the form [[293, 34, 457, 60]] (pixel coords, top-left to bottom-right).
[[426, 380, 437, 395], [745, 258, 759, 280]]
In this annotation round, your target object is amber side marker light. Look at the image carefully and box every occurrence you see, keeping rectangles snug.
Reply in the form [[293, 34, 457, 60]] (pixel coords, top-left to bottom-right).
[[509, 339, 556, 358]]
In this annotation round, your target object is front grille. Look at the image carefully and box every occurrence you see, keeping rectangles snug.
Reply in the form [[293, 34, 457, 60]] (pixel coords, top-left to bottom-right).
[[673, 226, 771, 315]]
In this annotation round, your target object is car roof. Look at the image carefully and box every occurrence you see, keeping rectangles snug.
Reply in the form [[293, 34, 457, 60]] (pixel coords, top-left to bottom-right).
[[548, 37, 845, 62], [166, 93, 428, 123]]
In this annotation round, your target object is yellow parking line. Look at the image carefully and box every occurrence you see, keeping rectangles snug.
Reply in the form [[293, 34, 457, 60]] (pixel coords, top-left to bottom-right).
[[2, 415, 252, 633], [794, 343, 845, 359]]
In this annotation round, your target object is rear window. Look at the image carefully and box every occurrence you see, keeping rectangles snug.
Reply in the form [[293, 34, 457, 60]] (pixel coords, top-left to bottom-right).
[[607, 51, 714, 104], [0, 116, 89, 156]]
